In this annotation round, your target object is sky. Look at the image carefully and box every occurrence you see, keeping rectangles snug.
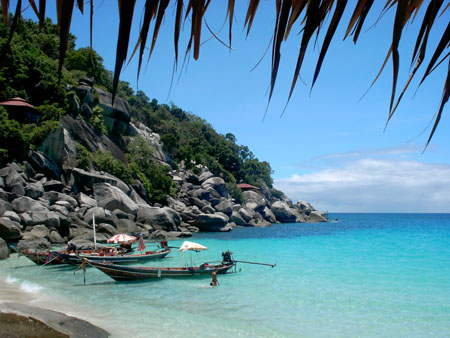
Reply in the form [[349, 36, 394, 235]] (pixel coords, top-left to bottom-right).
[[19, 1, 450, 213]]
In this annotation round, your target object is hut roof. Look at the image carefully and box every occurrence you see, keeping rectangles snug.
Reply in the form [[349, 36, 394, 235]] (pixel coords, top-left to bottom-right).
[[0, 97, 35, 109], [237, 183, 259, 190]]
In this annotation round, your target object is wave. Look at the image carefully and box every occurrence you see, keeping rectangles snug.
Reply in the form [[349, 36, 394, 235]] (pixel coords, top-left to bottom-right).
[[4, 275, 43, 294]]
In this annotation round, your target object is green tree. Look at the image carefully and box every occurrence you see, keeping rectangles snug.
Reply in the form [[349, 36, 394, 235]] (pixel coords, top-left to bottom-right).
[[92, 150, 133, 184]]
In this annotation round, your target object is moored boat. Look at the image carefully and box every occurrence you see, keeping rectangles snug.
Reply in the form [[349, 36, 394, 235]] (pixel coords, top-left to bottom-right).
[[56, 248, 171, 265], [86, 260, 235, 281], [20, 250, 64, 265]]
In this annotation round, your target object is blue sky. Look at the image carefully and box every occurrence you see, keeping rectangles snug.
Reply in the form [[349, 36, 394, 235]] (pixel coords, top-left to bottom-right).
[[20, 1, 450, 212]]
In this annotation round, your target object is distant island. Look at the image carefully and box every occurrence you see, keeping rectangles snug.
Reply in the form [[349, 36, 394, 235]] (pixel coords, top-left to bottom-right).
[[0, 17, 327, 259]]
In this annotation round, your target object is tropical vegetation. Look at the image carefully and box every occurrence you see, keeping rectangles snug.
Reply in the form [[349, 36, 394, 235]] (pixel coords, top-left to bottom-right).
[[0, 15, 275, 204], [1, 0, 449, 146]]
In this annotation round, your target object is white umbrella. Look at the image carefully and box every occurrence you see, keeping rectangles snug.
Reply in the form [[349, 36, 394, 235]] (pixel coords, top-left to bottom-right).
[[178, 241, 208, 267], [107, 234, 137, 244], [178, 241, 208, 252]]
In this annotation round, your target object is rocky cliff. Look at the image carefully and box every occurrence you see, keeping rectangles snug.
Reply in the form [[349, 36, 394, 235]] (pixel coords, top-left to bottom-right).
[[0, 80, 327, 257]]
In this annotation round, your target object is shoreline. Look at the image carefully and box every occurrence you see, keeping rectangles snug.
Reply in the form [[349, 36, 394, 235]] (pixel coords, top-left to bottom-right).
[[0, 274, 112, 337]]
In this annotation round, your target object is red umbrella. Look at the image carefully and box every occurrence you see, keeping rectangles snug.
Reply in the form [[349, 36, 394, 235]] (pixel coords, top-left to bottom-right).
[[107, 234, 137, 244], [138, 235, 146, 251]]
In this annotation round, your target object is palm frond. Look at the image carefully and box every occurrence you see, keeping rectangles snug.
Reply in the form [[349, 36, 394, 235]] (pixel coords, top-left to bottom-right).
[[1, 0, 450, 144], [57, 0, 74, 84], [112, 0, 136, 103]]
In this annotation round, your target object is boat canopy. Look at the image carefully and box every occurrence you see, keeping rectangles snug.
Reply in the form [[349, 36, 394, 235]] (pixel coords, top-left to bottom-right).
[[178, 241, 208, 252]]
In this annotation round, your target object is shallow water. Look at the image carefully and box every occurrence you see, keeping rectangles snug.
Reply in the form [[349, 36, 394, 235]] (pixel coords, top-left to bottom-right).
[[1, 213, 450, 337]]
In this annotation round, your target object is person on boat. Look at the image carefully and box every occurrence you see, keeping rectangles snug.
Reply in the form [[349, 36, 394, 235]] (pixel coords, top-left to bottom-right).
[[210, 267, 219, 286], [119, 242, 133, 254], [66, 240, 77, 254]]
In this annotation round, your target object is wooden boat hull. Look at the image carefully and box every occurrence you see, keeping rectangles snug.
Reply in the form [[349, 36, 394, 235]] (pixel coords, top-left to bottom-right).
[[21, 250, 64, 265], [88, 261, 235, 281], [79, 249, 170, 263], [57, 249, 171, 265]]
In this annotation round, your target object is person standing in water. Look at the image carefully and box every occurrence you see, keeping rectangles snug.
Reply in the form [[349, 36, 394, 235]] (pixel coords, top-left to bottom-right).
[[210, 267, 219, 286]]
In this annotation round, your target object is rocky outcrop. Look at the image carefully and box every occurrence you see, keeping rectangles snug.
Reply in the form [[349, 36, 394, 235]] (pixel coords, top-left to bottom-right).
[[0, 83, 328, 248], [270, 201, 297, 223], [192, 213, 229, 231], [93, 183, 138, 215], [0, 237, 9, 259], [0, 219, 22, 240], [0, 302, 109, 338], [136, 206, 181, 231]]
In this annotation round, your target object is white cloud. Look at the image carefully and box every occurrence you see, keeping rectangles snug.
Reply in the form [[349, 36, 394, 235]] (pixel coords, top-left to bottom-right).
[[275, 156, 450, 213]]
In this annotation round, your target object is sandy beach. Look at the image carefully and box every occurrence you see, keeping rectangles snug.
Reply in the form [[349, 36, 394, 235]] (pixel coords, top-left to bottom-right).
[[0, 276, 111, 337]]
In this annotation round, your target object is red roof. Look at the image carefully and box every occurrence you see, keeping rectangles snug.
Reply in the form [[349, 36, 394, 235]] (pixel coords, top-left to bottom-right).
[[237, 183, 259, 190], [0, 97, 35, 109]]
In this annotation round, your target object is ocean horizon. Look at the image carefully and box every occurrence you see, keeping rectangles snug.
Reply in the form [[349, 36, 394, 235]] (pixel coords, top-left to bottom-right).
[[1, 213, 449, 337]]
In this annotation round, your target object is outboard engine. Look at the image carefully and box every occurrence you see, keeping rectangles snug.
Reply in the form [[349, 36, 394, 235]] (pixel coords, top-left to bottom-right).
[[221, 251, 234, 265]]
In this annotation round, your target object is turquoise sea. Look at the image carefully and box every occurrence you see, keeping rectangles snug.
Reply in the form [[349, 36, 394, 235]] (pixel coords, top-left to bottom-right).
[[1, 213, 450, 337]]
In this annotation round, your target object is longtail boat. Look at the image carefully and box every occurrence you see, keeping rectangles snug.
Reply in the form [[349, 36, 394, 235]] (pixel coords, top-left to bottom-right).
[[20, 250, 64, 265], [86, 260, 235, 281], [56, 248, 171, 265]]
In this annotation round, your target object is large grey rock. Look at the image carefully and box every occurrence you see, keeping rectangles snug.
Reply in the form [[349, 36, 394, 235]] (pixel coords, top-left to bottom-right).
[[0, 177, 4, 189], [2, 210, 20, 223], [0, 302, 109, 338], [128, 187, 147, 205], [115, 219, 138, 234], [270, 201, 297, 223], [42, 180, 65, 192], [25, 182, 44, 199], [45, 191, 78, 208], [295, 200, 314, 212], [249, 218, 272, 227], [0, 218, 22, 240], [136, 206, 181, 231], [201, 177, 228, 198], [96, 223, 118, 236], [11, 196, 48, 214], [30, 224, 50, 239], [306, 210, 328, 222], [54, 200, 74, 212], [0, 238, 9, 259], [0, 167, 13, 178], [83, 207, 117, 226], [76, 192, 97, 208], [188, 196, 207, 209], [150, 230, 169, 239], [0, 200, 12, 215], [49, 230, 65, 244], [23, 161, 35, 179], [198, 170, 214, 182], [243, 190, 266, 212], [95, 87, 130, 123], [26, 150, 60, 179], [230, 211, 248, 226], [260, 206, 277, 223], [60, 115, 126, 163], [5, 170, 25, 196], [201, 205, 215, 214], [166, 196, 187, 213], [16, 238, 50, 251], [27, 211, 60, 229], [214, 200, 233, 216], [39, 125, 77, 167], [190, 188, 211, 201], [239, 208, 254, 222], [72, 168, 129, 194], [192, 213, 229, 232], [94, 183, 138, 215]]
